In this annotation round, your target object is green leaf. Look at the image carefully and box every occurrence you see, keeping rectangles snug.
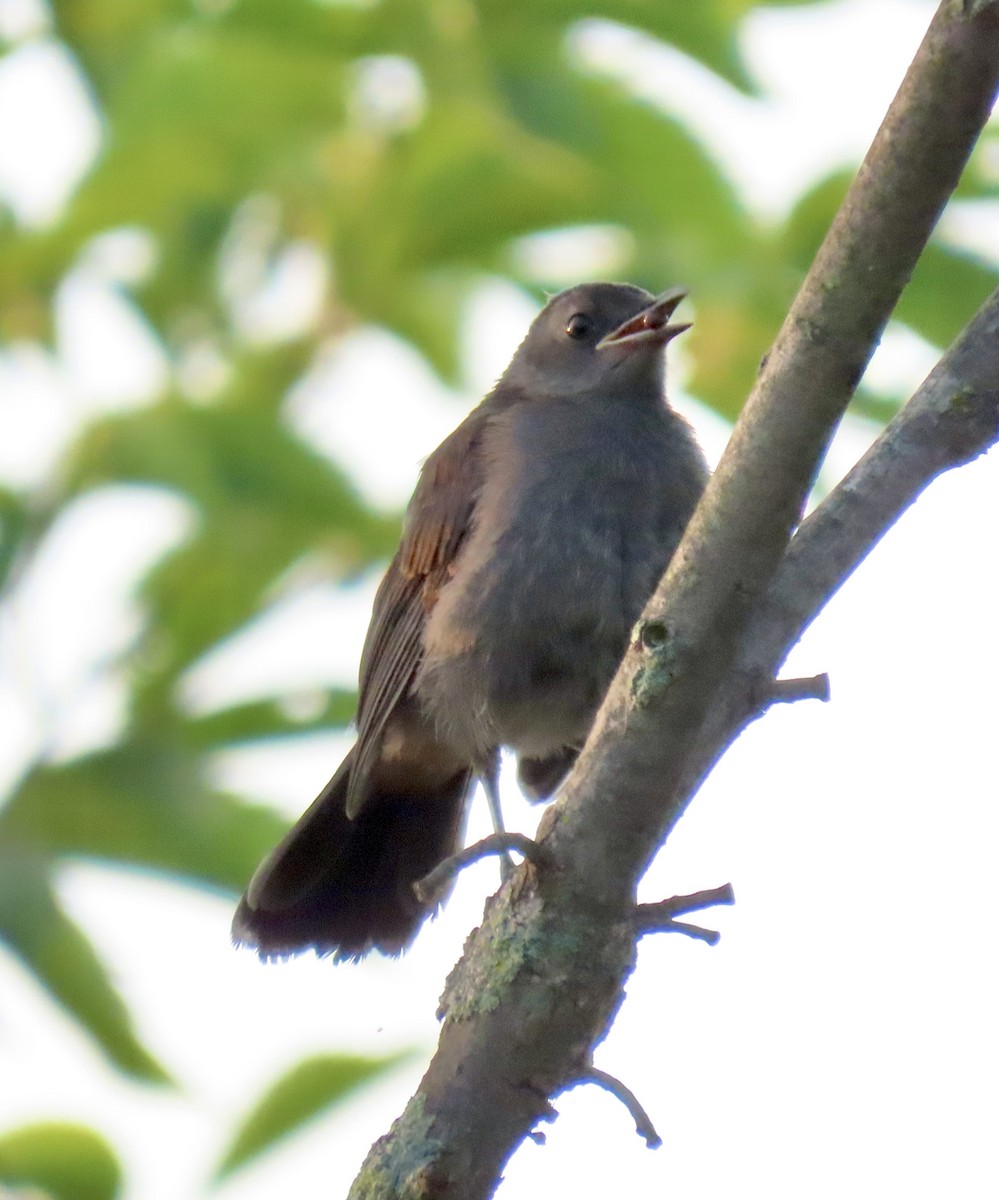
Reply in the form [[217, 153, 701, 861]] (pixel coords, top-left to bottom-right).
[[1, 741, 289, 893], [183, 690, 357, 749], [328, 97, 598, 376], [0, 1122, 122, 1200], [138, 510, 326, 677], [781, 169, 849, 269], [0, 485, 29, 591], [848, 389, 903, 428], [784, 170, 999, 350], [60, 21, 350, 233], [60, 377, 398, 676], [495, 65, 751, 270], [215, 1052, 411, 1180], [479, 1, 757, 93], [953, 125, 999, 198], [896, 241, 999, 349], [0, 228, 73, 341], [0, 855, 170, 1084]]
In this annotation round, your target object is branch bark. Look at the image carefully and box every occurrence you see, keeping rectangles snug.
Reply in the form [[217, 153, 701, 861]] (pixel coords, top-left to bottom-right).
[[348, 4, 999, 1196]]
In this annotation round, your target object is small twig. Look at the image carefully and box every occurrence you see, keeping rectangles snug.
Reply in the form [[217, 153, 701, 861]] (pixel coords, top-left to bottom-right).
[[569, 1069, 662, 1149], [756, 672, 831, 708], [635, 884, 735, 945], [637, 883, 735, 922], [414, 832, 547, 903], [653, 920, 721, 946]]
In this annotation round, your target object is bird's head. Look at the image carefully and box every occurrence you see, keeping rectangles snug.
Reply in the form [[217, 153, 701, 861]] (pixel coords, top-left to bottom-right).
[[503, 281, 690, 402]]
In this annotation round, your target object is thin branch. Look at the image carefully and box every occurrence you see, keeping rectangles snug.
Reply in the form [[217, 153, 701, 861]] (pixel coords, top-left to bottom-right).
[[651, 882, 735, 915], [758, 674, 831, 707], [636, 885, 735, 944], [650, 919, 721, 946], [636, 884, 735, 928], [568, 1069, 663, 1150]]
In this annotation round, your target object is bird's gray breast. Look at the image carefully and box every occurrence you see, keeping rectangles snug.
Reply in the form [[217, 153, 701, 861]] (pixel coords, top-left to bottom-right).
[[416, 396, 704, 761]]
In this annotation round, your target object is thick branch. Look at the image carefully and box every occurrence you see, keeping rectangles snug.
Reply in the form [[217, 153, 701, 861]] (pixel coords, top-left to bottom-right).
[[348, 7, 999, 1198]]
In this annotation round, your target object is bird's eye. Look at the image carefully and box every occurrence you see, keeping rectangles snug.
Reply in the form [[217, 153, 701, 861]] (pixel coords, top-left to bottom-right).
[[565, 312, 593, 340]]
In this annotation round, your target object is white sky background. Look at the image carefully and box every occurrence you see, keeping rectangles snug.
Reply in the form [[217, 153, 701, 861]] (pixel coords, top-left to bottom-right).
[[1, 1, 998, 1197]]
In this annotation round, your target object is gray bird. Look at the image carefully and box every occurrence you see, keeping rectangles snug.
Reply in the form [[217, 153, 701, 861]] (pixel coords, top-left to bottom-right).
[[233, 282, 708, 961]]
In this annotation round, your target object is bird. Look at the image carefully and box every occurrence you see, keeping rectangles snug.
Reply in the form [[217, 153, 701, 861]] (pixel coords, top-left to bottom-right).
[[233, 282, 709, 961]]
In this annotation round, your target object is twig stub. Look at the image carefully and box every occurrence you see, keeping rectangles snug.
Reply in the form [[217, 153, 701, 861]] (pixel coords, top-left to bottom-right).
[[635, 884, 735, 944], [752, 672, 831, 710]]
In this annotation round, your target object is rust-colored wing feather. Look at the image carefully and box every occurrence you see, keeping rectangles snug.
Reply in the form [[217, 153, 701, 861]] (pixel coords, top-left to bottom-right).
[[345, 407, 487, 815]]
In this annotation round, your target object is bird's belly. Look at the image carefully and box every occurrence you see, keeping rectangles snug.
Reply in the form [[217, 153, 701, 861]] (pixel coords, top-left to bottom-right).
[[416, 517, 660, 761]]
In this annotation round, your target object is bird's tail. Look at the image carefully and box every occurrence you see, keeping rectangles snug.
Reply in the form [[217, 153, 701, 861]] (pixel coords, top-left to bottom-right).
[[232, 746, 474, 960]]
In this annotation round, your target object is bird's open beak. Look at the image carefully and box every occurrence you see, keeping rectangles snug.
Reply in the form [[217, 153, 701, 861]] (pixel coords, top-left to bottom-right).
[[596, 286, 691, 351]]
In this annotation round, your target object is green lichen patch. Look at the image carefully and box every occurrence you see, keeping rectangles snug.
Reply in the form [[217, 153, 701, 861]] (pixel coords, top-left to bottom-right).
[[438, 889, 547, 1022], [348, 1095, 443, 1200]]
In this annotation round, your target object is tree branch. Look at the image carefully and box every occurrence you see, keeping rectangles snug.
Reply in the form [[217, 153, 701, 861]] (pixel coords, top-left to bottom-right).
[[675, 283, 999, 810], [753, 285, 999, 666], [635, 883, 736, 945], [347, 5, 999, 1197], [567, 1069, 662, 1149], [755, 673, 831, 707]]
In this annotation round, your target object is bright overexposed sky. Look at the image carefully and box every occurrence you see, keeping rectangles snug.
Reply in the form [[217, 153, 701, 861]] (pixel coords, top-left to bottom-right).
[[1, 2, 997, 1198]]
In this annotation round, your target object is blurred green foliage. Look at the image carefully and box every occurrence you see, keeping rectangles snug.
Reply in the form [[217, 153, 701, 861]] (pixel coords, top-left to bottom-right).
[[0, 1122, 122, 1200], [1, 0, 996, 1193], [215, 1051, 412, 1180]]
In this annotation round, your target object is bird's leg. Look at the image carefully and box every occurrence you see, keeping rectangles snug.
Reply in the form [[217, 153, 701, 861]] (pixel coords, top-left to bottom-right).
[[479, 751, 514, 882]]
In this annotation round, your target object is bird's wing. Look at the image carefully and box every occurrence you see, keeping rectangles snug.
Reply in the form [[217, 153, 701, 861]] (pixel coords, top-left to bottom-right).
[[345, 407, 487, 816]]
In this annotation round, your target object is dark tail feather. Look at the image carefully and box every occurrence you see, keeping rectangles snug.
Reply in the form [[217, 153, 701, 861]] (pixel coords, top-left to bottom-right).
[[233, 746, 474, 961]]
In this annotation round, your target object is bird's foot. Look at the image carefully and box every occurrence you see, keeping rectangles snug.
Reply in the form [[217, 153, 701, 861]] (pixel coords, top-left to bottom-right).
[[413, 832, 549, 904]]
